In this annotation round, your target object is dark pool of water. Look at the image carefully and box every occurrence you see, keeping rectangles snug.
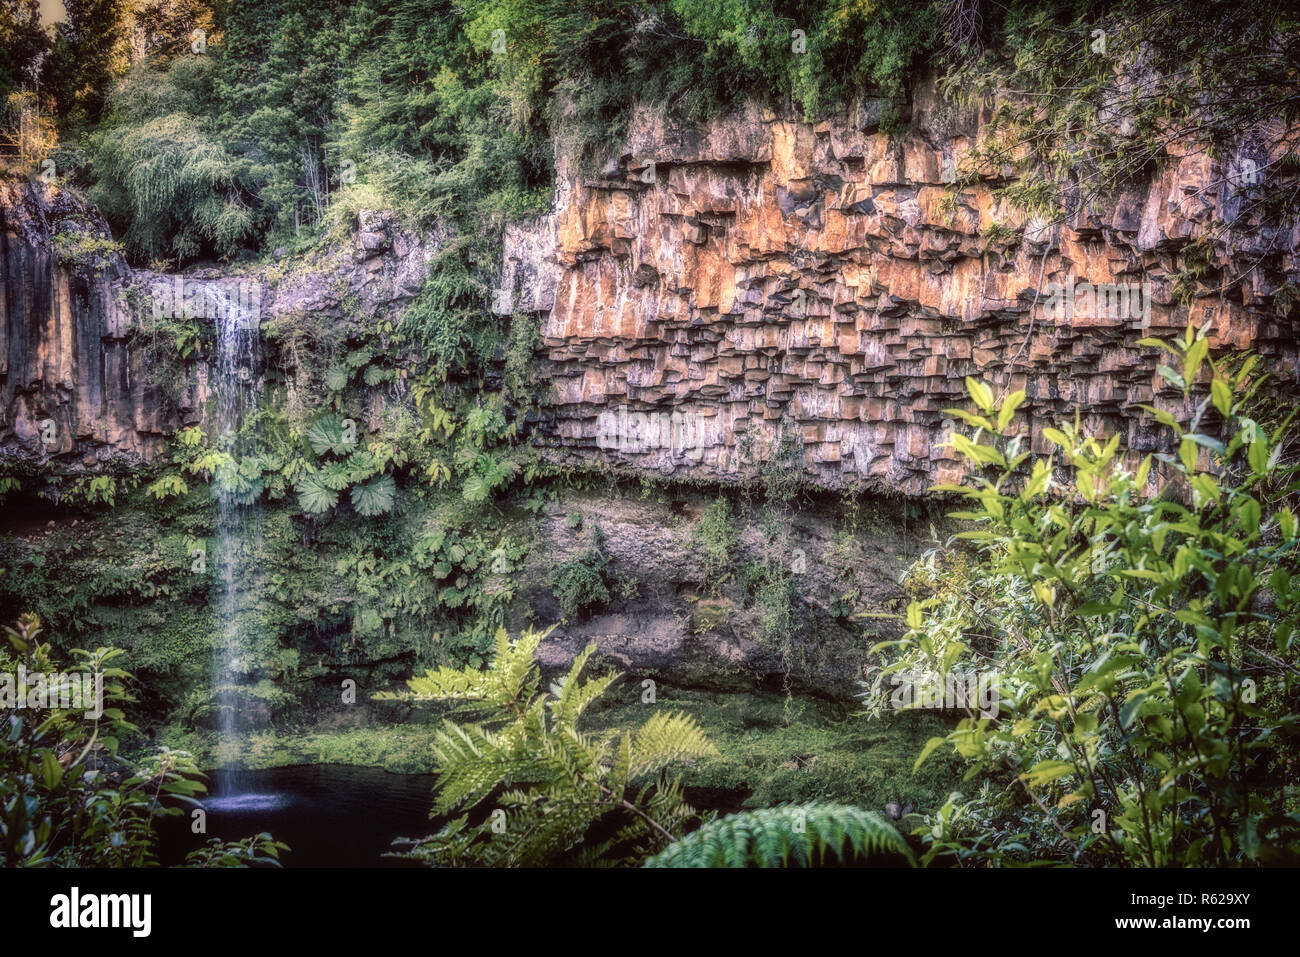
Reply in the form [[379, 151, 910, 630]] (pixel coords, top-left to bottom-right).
[[157, 765, 439, 868]]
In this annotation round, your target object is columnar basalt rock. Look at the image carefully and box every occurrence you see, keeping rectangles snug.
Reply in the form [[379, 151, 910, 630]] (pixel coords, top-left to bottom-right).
[[0, 185, 435, 471], [499, 94, 1300, 494], [5, 85, 1298, 496], [0, 179, 167, 465]]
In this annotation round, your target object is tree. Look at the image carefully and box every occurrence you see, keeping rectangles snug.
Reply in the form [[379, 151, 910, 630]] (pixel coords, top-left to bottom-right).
[[89, 55, 256, 264], [0, 0, 48, 107], [44, 0, 130, 127], [125, 0, 216, 63]]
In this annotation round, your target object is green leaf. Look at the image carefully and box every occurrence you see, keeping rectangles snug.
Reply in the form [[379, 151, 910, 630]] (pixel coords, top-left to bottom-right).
[[1237, 496, 1261, 536], [363, 364, 394, 386], [306, 414, 356, 456], [295, 472, 340, 514], [351, 474, 396, 516], [965, 377, 994, 414], [997, 390, 1026, 431], [906, 601, 923, 629], [944, 408, 994, 431], [1022, 760, 1074, 786], [1074, 601, 1118, 617], [1157, 365, 1185, 389], [1120, 691, 1148, 729], [1042, 427, 1071, 450], [1248, 439, 1268, 475], [1279, 508, 1296, 541], [645, 804, 914, 868], [39, 750, 64, 789], [1211, 378, 1232, 417], [1184, 338, 1208, 386], [1136, 454, 1152, 488], [324, 367, 350, 392], [913, 736, 947, 772]]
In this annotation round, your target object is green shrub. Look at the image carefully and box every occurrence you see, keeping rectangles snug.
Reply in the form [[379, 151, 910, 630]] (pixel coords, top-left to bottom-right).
[[89, 56, 257, 264], [381, 626, 716, 866], [550, 536, 612, 619], [877, 329, 1300, 867], [691, 497, 737, 593]]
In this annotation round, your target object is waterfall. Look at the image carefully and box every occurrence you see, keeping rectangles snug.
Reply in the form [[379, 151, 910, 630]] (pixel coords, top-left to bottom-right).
[[207, 281, 264, 798]]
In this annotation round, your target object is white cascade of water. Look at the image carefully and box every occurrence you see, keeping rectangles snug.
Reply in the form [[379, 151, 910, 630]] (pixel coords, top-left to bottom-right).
[[207, 282, 263, 798]]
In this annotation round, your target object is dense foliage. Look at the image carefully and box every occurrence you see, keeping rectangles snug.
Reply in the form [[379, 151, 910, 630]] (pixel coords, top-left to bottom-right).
[[381, 626, 716, 866], [7, 0, 955, 260], [2, 0, 1298, 869], [0, 615, 285, 866], [944, 0, 1300, 308], [868, 332, 1300, 866]]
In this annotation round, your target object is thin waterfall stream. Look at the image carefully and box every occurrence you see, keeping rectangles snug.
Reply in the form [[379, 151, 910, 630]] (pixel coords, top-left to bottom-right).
[[207, 281, 267, 806]]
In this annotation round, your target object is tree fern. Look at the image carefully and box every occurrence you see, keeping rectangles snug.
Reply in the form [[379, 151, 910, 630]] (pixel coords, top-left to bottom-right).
[[380, 627, 717, 867], [644, 803, 916, 868]]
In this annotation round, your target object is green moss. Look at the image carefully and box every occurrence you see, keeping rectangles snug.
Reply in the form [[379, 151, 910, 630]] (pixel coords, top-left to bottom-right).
[[584, 688, 963, 813]]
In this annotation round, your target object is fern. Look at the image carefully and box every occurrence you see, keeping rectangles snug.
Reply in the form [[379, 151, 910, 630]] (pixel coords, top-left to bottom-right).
[[363, 364, 395, 386], [381, 627, 717, 867], [644, 803, 916, 868]]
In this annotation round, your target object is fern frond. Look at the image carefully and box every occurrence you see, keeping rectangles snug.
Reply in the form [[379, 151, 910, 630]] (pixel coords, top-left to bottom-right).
[[393, 625, 711, 867], [644, 803, 916, 868], [548, 644, 620, 727], [628, 711, 719, 778]]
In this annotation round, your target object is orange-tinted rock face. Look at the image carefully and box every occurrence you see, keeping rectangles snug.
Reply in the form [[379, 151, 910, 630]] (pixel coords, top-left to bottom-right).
[[6, 91, 1298, 497], [0, 179, 172, 467], [499, 99, 1300, 494]]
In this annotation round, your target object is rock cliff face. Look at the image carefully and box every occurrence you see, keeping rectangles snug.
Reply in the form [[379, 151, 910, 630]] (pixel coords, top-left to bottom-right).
[[503, 487, 930, 699], [0, 180, 164, 465], [6, 81, 1299, 492], [0, 185, 436, 471], [497, 91, 1300, 494]]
